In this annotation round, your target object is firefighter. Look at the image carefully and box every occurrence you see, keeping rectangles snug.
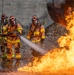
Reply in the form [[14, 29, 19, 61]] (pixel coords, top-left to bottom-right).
[[0, 13, 9, 33], [0, 13, 9, 59], [1, 13, 8, 26], [3, 15, 23, 60], [27, 15, 45, 58]]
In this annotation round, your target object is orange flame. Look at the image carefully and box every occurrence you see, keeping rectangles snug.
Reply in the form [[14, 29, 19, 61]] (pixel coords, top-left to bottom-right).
[[18, 12, 74, 73]]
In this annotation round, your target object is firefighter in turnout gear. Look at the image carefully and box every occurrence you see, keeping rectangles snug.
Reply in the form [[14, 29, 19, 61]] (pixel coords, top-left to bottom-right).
[[3, 15, 23, 60], [0, 13, 9, 59], [27, 15, 45, 57], [1, 13, 8, 26]]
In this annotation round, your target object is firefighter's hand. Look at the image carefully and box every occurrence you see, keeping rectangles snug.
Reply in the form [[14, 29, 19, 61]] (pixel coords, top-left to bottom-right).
[[17, 32, 22, 36], [16, 32, 20, 36]]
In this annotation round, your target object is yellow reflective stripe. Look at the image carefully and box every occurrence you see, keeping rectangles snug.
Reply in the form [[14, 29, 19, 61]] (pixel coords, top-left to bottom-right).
[[17, 28, 22, 31], [4, 32, 8, 34], [34, 31, 39, 35], [16, 53, 21, 59], [36, 39, 40, 42], [32, 39, 40, 43], [42, 36, 45, 39], [26, 36, 30, 39], [7, 39, 20, 44], [41, 28, 45, 32], [7, 54, 12, 59], [32, 40, 35, 42], [12, 54, 15, 58], [5, 37, 7, 40], [17, 28, 22, 34], [3, 27, 7, 30]]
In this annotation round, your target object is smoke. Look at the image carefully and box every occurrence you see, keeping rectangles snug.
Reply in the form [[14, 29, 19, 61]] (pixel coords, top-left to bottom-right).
[[20, 36, 47, 55]]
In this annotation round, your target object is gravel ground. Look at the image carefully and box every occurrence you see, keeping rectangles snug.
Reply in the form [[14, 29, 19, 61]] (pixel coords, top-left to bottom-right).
[[44, 23, 67, 50]]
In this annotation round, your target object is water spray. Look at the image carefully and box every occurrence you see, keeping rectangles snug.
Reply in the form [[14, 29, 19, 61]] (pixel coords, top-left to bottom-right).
[[20, 36, 47, 55]]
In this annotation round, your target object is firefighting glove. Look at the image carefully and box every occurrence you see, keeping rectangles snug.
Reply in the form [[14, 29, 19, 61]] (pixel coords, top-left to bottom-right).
[[17, 32, 20, 36], [16, 32, 22, 36]]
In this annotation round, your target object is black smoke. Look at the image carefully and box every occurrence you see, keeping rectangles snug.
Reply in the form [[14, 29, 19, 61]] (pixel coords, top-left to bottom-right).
[[47, 0, 74, 26]]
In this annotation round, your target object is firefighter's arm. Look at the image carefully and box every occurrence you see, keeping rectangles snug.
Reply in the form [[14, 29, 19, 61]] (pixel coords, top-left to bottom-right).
[[17, 23, 23, 35], [3, 24, 8, 34], [40, 25, 45, 40], [26, 30, 31, 39]]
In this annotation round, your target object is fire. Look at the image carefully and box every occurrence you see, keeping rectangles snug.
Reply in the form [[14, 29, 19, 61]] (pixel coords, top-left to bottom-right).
[[18, 11, 74, 73]]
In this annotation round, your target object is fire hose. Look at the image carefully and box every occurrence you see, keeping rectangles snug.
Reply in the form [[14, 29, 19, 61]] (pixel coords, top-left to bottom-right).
[[0, 33, 47, 55]]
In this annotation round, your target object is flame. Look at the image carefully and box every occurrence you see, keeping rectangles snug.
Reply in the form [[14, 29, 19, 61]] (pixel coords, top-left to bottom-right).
[[18, 12, 74, 73]]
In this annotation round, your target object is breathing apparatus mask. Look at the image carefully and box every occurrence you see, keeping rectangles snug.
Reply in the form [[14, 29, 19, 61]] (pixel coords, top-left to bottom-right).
[[9, 16, 16, 26], [32, 15, 39, 25], [1, 13, 6, 22]]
